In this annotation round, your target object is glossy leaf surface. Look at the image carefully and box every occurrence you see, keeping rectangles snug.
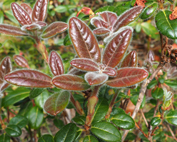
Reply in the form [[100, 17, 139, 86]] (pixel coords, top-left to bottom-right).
[[13, 55, 29, 68], [155, 10, 177, 39], [70, 58, 99, 72], [102, 28, 132, 68], [85, 72, 108, 86], [54, 118, 64, 129], [93, 27, 110, 36], [0, 24, 28, 36], [38, 134, 54, 142], [41, 22, 68, 38], [99, 11, 117, 27], [49, 51, 64, 76], [11, 3, 32, 25], [106, 68, 148, 88], [44, 91, 70, 115], [165, 110, 177, 125], [52, 74, 90, 91], [69, 17, 101, 62], [30, 88, 44, 99], [121, 51, 137, 67], [150, 117, 161, 126], [151, 88, 164, 99], [5, 70, 52, 88], [55, 123, 77, 142], [113, 6, 143, 32], [72, 116, 85, 125], [21, 3, 32, 16], [111, 113, 135, 129], [32, 0, 48, 22], [9, 115, 28, 128], [5, 125, 21, 137], [2, 87, 30, 107], [102, 66, 117, 76], [27, 106, 44, 129], [83, 135, 98, 142], [0, 134, 10, 142], [91, 121, 121, 142]]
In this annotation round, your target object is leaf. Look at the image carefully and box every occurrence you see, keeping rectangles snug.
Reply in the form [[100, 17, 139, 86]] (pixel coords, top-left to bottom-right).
[[164, 80, 177, 89], [26, 106, 44, 129], [54, 123, 77, 142], [4, 11, 19, 24], [0, 11, 4, 24], [41, 22, 68, 38], [102, 28, 132, 68], [44, 91, 70, 115], [20, 3, 32, 16], [141, 22, 159, 39], [83, 135, 98, 142], [155, 10, 177, 39], [52, 74, 90, 91], [111, 113, 135, 129], [93, 27, 110, 36], [151, 88, 164, 99], [150, 117, 161, 126], [54, 118, 64, 129], [49, 51, 64, 76], [106, 68, 148, 88], [165, 110, 177, 125], [32, 0, 48, 22], [85, 72, 108, 86], [5, 70, 52, 88], [70, 58, 99, 72], [9, 115, 28, 128], [0, 24, 28, 36], [69, 17, 101, 62], [0, 134, 10, 142], [38, 134, 54, 142], [140, 2, 158, 19], [102, 66, 117, 77], [30, 88, 44, 99], [113, 6, 143, 32], [92, 98, 109, 124], [11, 3, 32, 25], [34, 90, 50, 109], [13, 55, 29, 68], [147, 80, 158, 89], [99, 11, 117, 27], [130, 95, 146, 109], [72, 116, 86, 125], [2, 87, 30, 107], [91, 17, 109, 28], [91, 121, 121, 142], [5, 125, 21, 137], [121, 51, 138, 67]]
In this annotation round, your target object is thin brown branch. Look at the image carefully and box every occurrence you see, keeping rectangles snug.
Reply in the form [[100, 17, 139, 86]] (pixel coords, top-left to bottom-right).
[[140, 109, 148, 127], [166, 124, 177, 141], [135, 122, 148, 138]]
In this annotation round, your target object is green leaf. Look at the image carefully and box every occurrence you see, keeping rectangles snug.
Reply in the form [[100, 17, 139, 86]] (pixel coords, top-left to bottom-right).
[[147, 80, 158, 89], [165, 110, 177, 125], [0, 11, 4, 24], [26, 106, 44, 129], [0, 134, 10, 142], [83, 135, 98, 142], [9, 115, 28, 128], [54, 118, 64, 129], [155, 10, 177, 39], [2, 87, 30, 107], [54, 123, 78, 142], [130, 95, 146, 109], [30, 88, 44, 99], [4, 11, 19, 24], [111, 113, 135, 129], [125, 132, 136, 141], [5, 125, 21, 137], [54, 5, 76, 13], [91, 121, 121, 142], [140, 2, 158, 19], [135, 23, 141, 33], [34, 90, 50, 109], [150, 117, 161, 126], [38, 134, 54, 142], [151, 88, 164, 99], [164, 80, 177, 89], [141, 22, 159, 39], [72, 116, 85, 125], [92, 99, 109, 124]]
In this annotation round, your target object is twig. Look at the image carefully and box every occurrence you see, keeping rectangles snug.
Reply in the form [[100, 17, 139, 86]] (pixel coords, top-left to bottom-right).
[[166, 124, 177, 141], [135, 122, 148, 138], [140, 109, 148, 128]]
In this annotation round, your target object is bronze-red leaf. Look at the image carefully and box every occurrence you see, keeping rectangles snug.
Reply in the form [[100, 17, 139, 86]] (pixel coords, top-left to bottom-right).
[[91, 17, 109, 28], [11, 3, 32, 25], [106, 68, 148, 88], [102, 28, 133, 68], [113, 6, 143, 32], [49, 51, 64, 76], [32, 0, 48, 22], [93, 28, 110, 36], [5, 70, 52, 88], [70, 58, 99, 72], [121, 51, 138, 67], [52, 74, 90, 91], [102, 66, 117, 77], [69, 17, 101, 63], [21, 3, 32, 16], [0, 24, 28, 36], [41, 22, 68, 38], [13, 55, 29, 68]]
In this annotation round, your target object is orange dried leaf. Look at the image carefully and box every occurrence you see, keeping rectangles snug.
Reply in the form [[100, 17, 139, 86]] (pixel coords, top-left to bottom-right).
[[134, 0, 146, 8], [169, 7, 177, 20]]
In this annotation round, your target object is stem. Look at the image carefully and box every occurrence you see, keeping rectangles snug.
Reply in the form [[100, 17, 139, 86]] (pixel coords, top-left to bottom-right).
[[166, 124, 177, 141], [122, 64, 164, 142], [135, 122, 148, 138], [140, 109, 148, 128]]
